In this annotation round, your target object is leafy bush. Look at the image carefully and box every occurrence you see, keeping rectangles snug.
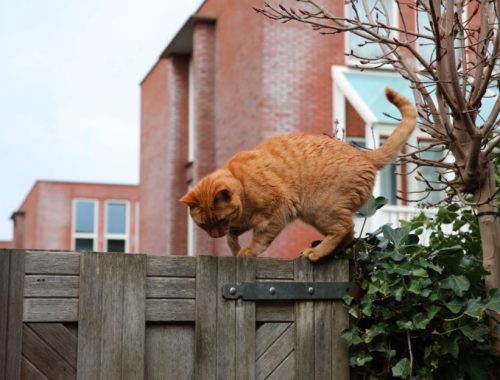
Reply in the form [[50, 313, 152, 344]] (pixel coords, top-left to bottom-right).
[[343, 200, 500, 379]]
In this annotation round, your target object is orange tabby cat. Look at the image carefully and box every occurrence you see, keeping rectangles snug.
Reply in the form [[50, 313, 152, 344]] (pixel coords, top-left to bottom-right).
[[180, 87, 416, 261]]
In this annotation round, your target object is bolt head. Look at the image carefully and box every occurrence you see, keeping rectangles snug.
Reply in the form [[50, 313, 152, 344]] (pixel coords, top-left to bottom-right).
[[308, 287, 314, 295], [269, 287, 276, 295], [229, 287, 237, 295]]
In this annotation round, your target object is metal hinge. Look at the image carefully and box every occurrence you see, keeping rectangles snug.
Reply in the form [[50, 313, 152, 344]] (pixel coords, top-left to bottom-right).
[[222, 282, 360, 301]]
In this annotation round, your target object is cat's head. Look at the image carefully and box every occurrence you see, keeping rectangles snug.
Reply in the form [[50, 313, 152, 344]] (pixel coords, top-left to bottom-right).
[[179, 173, 242, 238]]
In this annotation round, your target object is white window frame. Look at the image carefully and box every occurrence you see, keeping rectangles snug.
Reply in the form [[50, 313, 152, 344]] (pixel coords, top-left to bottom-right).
[[72, 199, 98, 251], [344, 0, 399, 68], [104, 200, 130, 253]]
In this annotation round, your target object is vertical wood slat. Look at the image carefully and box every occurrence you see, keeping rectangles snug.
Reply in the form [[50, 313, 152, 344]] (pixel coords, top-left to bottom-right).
[[195, 256, 218, 380], [235, 257, 256, 380], [216, 257, 236, 380], [313, 257, 335, 380], [0, 250, 25, 380], [77, 252, 146, 380], [332, 259, 350, 380], [294, 258, 314, 380], [122, 254, 146, 380]]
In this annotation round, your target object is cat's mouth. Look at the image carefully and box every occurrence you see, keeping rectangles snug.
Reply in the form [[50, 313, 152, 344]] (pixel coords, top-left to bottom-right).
[[208, 230, 227, 238]]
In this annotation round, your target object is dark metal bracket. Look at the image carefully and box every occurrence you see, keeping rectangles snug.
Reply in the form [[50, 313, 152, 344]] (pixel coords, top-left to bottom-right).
[[222, 282, 360, 301]]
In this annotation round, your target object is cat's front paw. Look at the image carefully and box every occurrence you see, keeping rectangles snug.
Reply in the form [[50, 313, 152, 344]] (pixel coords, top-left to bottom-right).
[[302, 247, 322, 262], [238, 247, 257, 257]]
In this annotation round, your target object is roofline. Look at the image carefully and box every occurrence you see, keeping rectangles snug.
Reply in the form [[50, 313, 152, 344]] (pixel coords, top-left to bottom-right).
[[140, 11, 216, 85], [13, 180, 139, 216]]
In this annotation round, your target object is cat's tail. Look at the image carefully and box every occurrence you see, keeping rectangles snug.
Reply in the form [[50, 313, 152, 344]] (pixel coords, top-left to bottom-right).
[[365, 87, 417, 169]]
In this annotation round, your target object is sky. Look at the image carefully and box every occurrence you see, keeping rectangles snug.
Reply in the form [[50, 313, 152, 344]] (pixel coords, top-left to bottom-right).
[[0, 0, 203, 240]]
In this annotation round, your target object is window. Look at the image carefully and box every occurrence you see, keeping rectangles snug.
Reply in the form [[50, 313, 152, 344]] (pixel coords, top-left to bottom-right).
[[345, 0, 396, 64], [105, 201, 128, 252], [73, 200, 97, 251], [418, 141, 445, 205]]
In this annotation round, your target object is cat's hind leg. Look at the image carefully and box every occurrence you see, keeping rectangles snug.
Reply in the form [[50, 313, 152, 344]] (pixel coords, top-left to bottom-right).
[[303, 211, 354, 262]]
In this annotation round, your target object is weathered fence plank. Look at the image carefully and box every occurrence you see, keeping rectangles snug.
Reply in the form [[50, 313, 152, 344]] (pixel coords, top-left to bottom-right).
[[21, 357, 48, 380], [294, 258, 315, 380], [256, 322, 291, 358], [122, 254, 146, 380], [255, 323, 294, 380], [216, 257, 236, 380], [28, 323, 77, 368], [1, 251, 25, 380], [145, 324, 194, 380], [314, 258, 335, 380], [255, 259, 294, 279], [77, 252, 103, 380], [332, 258, 350, 380], [25, 251, 79, 275], [146, 256, 196, 277], [256, 303, 295, 322], [24, 299, 78, 322], [195, 256, 217, 380], [0, 251, 10, 380], [24, 275, 79, 297], [266, 352, 295, 380], [235, 257, 256, 380], [22, 325, 76, 380], [146, 277, 195, 298]]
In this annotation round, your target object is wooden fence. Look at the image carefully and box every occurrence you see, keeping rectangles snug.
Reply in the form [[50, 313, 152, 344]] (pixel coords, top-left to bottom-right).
[[0, 249, 350, 380]]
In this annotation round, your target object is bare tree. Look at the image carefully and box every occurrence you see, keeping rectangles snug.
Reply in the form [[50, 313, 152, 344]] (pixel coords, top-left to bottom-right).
[[256, 0, 500, 292]]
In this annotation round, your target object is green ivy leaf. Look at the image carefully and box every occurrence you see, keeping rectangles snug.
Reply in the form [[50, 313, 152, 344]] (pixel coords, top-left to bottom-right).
[[341, 329, 363, 345], [396, 320, 413, 330], [486, 288, 500, 312], [364, 323, 388, 343], [350, 351, 373, 367], [413, 313, 431, 329], [464, 297, 486, 319], [440, 336, 459, 359], [441, 275, 470, 297], [459, 324, 489, 342], [356, 196, 388, 218], [446, 298, 465, 314], [392, 357, 411, 378]]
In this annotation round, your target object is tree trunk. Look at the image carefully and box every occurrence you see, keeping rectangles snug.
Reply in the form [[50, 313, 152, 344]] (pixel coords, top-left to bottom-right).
[[475, 162, 500, 291], [474, 161, 500, 348]]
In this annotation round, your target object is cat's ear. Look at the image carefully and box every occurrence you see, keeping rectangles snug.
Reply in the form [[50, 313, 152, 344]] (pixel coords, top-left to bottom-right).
[[213, 185, 232, 205], [179, 192, 199, 207]]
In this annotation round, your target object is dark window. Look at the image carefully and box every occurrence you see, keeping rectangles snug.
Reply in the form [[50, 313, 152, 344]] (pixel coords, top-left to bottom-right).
[[75, 201, 95, 233], [107, 239, 125, 252], [75, 238, 94, 251]]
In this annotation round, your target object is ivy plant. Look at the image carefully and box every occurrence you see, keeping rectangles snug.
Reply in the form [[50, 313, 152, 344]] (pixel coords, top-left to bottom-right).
[[342, 199, 500, 379]]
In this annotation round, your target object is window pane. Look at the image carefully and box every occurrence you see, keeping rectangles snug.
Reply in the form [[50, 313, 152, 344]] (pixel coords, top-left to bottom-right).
[[107, 239, 125, 253], [379, 163, 397, 205], [107, 202, 126, 234], [419, 146, 445, 204], [347, 0, 394, 59], [75, 201, 95, 233], [75, 238, 94, 251]]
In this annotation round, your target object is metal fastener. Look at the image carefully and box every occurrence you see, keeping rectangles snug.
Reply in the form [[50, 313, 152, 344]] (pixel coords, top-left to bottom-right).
[[269, 287, 276, 295], [229, 287, 237, 295], [308, 287, 315, 295]]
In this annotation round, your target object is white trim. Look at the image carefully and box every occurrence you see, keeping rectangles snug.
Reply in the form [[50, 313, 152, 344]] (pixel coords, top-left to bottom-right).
[[344, 0, 399, 68], [333, 82, 346, 139], [188, 57, 195, 163], [71, 198, 98, 251], [104, 200, 129, 252], [332, 66, 378, 125]]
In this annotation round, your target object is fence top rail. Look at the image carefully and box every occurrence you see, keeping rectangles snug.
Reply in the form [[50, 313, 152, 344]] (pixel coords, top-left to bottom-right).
[[1, 249, 346, 281]]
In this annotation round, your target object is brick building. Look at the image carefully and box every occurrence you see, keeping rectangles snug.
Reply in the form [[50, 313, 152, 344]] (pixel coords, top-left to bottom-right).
[[4, 181, 140, 253], [139, 0, 437, 258]]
